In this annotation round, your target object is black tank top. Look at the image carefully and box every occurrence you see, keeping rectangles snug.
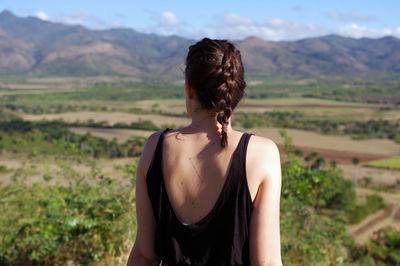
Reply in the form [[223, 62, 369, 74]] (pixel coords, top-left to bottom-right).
[[146, 129, 254, 266]]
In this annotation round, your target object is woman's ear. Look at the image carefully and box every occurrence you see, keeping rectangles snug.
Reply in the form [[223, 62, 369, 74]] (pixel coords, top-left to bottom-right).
[[185, 78, 195, 99]]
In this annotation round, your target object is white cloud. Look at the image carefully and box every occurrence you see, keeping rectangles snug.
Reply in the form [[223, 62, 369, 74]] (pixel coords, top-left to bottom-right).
[[154, 11, 179, 27], [336, 23, 391, 38], [328, 11, 374, 22], [46, 10, 399, 41], [54, 12, 124, 29], [35, 11, 48, 21], [267, 18, 285, 27], [56, 12, 90, 26], [169, 13, 399, 41], [206, 13, 327, 41], [56, 12, 105, 28], [383, 28, 393, 35]]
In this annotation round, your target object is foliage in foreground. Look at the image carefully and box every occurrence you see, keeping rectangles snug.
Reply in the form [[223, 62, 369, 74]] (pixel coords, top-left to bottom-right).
[[279, 130, 355, 265], [279, 130, 400, 265], [0, 119, 146, 158], [348, 194, 386, 224], [0, 162, 137, 265], [349, 227, 400, 265], [0, 126, 399, 265]]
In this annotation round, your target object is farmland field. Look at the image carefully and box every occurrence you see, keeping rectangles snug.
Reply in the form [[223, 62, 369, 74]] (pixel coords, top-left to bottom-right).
[[21, 111, 191, 127], [364, 157, 400, 170], [1, 77, 400, 265], [5, 81, 400, 188]]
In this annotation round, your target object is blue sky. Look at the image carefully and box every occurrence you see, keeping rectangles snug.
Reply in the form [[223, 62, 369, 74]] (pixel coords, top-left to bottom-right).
[[2, 0, 399, 41]]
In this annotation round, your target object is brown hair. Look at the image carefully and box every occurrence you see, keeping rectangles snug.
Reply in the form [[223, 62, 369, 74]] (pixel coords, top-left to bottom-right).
[[185, 38, 246, 148]]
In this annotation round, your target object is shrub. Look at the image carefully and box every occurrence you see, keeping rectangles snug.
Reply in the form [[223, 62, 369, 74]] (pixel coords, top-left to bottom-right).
[[279, 130, 355, 264], [0, 162, 136, 265], [350, 227, 400, 265], [348, 194, 386, 224]]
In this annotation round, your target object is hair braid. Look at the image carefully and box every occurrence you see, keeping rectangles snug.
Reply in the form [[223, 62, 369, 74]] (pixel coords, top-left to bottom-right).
[[215, 42, 236, 147], [185, 38, 246, 148]]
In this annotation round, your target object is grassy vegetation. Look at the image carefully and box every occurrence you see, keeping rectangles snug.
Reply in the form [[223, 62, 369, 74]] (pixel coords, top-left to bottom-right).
[[348, 194, 387, 224], [1, 77, 399, 142], [0, 118, 399, 264], [0, 82, 184, 104], [364, 157, 400, 170], [348, 227, 400, 265], [244, 75, 400, 102], [1, 77, 400, 264], [232, 111, 400, 142], [0, 160, 136, 265], [276, 131, 400, 265], [278, 107, 359, 113], [0, 119, 147, 159]]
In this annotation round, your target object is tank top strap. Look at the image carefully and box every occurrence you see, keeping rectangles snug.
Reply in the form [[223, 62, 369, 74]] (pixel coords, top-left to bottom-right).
[[233, 132, 253, 174], [146, 128, 172, 224], [239, 133, 253, 154], [152, 128, 171, 161]]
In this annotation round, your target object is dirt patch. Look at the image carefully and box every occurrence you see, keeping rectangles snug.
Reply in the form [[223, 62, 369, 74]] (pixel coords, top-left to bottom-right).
[[350, 204, 395, 238], [395, 207, 400, 222], [277, 145, 389, 165], [247, 80, 264, 85], [245, 127, 400, 156], [348, 188, 400, 243], [22, 111, 191, 128], [340, 164, 400, 187], [1, 76, 141, 90], [356, 96, 400, 104], [0, 155, 137, 186], [69, 127, 152, 142], [237, 103, 380, 109]]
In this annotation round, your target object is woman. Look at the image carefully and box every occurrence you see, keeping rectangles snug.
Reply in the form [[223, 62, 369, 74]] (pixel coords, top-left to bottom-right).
[[127, 38, 282, 266]]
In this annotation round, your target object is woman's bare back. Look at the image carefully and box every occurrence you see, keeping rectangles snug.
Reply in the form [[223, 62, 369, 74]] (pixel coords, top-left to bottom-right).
[[162, 129, 246, 225]]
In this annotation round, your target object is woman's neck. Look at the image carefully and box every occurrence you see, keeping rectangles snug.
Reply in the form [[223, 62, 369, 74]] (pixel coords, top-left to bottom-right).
[[190, 106, 231, 134]]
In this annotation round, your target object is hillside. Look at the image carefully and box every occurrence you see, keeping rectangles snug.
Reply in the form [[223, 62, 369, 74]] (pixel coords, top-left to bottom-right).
[[1, 10, 400, 80]]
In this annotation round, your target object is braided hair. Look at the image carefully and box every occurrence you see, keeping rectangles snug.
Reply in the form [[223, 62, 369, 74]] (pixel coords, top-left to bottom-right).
[[185, 38, 246, 148]]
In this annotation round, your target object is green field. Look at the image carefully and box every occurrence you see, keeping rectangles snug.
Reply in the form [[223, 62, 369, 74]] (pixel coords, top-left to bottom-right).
[[364, 157, 400, 170]]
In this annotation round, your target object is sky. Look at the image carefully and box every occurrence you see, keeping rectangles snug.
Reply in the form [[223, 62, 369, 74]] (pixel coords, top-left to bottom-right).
[[2, 0, 400, 41]]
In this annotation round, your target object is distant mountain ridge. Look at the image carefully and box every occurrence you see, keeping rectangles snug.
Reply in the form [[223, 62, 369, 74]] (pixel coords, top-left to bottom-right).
[[1, 10, 400, 80]]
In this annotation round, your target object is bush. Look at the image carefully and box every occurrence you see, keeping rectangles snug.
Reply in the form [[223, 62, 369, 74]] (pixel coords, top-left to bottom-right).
[[279, 130, 355, 264], [350, 227, 400, 265], [348, 194, 386, 224], [0, 162, 136, 265], [0, 165, 7, 173]]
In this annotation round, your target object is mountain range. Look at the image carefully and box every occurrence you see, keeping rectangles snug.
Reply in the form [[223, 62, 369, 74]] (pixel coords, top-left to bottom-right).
[[1, 10, 400, 81]]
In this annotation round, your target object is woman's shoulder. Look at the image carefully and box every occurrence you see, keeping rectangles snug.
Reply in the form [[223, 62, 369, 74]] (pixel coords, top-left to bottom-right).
[[138, 128, 181, 176], [142, 128, 178, 151], [245, 133, 281, 186], [137, 130, 164, 178], [143, 130, 164, 154], [247, 134, 280, 157]]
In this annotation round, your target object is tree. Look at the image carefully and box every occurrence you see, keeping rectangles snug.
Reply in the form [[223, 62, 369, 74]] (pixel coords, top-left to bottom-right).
[[352, 157, 360, 186]]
